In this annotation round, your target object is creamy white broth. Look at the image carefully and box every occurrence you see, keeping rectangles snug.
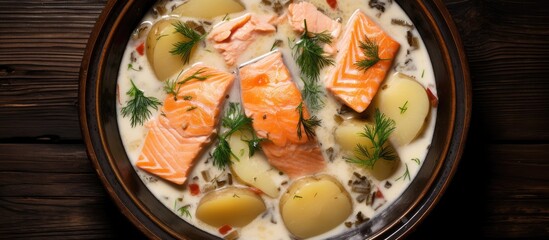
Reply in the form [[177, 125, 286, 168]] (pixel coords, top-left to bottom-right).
[[117, 0, 437, 239]]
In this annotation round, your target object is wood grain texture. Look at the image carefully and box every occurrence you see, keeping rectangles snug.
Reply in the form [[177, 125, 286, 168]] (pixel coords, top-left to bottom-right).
[[0, 0, 548, 239], [0, 0, 107, 140], [444, 0, 549, 141]]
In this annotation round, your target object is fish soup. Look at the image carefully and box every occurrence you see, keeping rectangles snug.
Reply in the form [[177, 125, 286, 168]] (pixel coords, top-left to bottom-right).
[[116, 0, 438, 239]]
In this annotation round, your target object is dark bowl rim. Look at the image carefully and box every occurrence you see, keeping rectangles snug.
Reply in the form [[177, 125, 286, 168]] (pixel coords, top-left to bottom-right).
[[79, 0, 471, 239]]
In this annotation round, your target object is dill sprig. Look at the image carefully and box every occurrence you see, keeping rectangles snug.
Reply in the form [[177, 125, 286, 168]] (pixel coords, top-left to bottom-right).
[[170, 22, 204, 64], [301, 77, 325, 111], [345, 109, 397, 168], [355, 36, 389, 71], [212, 103, 264, 169], [292, 20, 334, 82], [121, 80, 162, 127], [163, 68, 209, 100], [296, 102, 322, 140]]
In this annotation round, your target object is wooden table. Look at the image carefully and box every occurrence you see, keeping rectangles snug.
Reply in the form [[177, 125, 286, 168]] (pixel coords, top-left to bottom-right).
[[1, 0, 547, 239]]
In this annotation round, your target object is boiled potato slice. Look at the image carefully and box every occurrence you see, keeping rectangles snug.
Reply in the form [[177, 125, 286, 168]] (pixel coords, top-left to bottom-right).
[[196, 187, 266, 227], [335, 119, 400, 180], [374, 73, 430, 146], [146, 18, 186, 81], [172, 0, 245, 19], [229, 132, 279, 198], [280, 175, 352, 239]]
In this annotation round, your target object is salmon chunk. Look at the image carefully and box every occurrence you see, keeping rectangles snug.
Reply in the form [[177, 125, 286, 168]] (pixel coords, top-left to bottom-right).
[[287, 1, 341, 38], [136, 64, 235, 185], [208, 13, 277, 66], [239, 51, 326, 179], [326, 10, 400, 113]]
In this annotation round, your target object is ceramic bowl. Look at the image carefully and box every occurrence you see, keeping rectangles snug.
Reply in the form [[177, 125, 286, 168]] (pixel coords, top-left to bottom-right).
[[79, 0, 471, 239]]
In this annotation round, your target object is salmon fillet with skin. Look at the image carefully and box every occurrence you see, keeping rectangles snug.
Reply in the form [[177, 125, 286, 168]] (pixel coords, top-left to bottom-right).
[[326, 10, 400, 113], [239, 51, 326, 179], [136, 64, 235, 185], [208, 13, 277, 66]]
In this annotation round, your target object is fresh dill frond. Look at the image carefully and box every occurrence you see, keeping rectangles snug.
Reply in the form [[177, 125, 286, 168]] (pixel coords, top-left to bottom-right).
[[355, 36, 388, 71], [344, 109, 397, 168], [292, 20, 334, 82], [163, 78, 178, 100], [163, 68, 209, 100], [121, 80, 162, 127], [212, 103, 263, 169], [296, 102, 322, 140], [244, 137, 265, 157], [221, 102, 253, 136], [212, 136, 238, 169], [170, 22, 204, 64], [301, 77, 325, 111]]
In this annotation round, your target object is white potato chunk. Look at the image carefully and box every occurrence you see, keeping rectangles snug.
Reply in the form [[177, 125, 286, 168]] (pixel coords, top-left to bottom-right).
[[335, 119, 400, 180], [196, 187, 266, 227], [146, 18, 186, 81], [172, 0, 245, 19], [229, 132, 279, 198], [374, 73, 430, 146], [280, 175, 352, 239]]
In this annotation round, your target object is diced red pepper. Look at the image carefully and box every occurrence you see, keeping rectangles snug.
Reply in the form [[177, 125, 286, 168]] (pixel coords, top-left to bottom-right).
[[426, 88, 438, 107], [326, 0, 337, 9], [218, 224, 232, 235], [136, 42, 145, 56], [189, 183, 200, 196], [375, 190, 384, 199]]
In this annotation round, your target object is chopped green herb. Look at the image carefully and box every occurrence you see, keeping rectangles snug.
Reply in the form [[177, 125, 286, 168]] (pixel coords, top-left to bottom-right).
[[293, 195, 303, 199], [421, 69, 425, 78], [399, 100, 409, 114], [233, 194, 240, 198], [177, 205, 192, 218], [182, 95, 193, 100], [270, 39, 283, 51], [296, 102, 322, 140], [127, 63, 141, 71], [186, 106, 197, 112], [411, 158, 421, 165], [396, 163, 411, 181], [121, 80, 162, 127]]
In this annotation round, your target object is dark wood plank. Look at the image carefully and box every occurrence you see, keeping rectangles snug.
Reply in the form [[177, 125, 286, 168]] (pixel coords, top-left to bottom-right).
[[445, 0, 549, 141], [410, 134, 549, 238], [0, 196, 145, 239], [0, 144, 105, 197], [0, 1, 107, 140]]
